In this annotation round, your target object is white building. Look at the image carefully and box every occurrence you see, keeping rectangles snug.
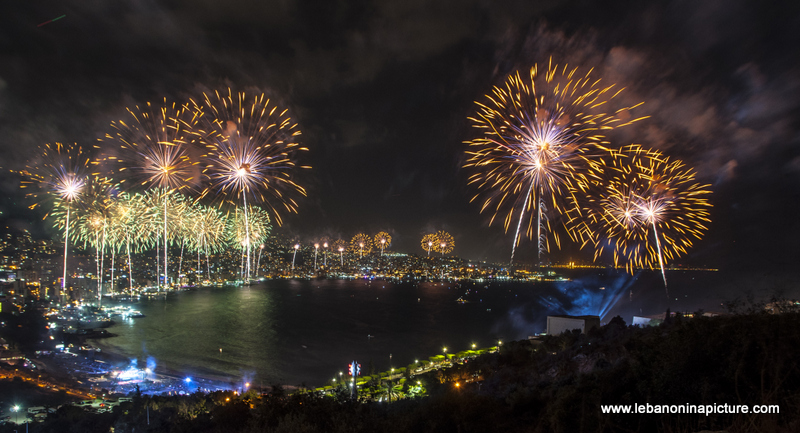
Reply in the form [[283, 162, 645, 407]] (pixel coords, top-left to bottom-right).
[[546, 315, 600, 335]]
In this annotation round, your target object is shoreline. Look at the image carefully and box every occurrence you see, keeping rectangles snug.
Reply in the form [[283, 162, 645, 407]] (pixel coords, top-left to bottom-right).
[[89, 340, 299, 393], [92, 341, 241, 386]]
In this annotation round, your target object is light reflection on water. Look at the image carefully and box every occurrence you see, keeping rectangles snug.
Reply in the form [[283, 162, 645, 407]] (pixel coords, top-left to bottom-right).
[[97, 271, 726, 386]]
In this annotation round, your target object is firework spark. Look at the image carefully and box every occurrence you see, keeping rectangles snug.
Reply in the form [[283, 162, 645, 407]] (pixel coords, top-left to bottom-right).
[[464, 59, 646, 263], [572, 145, 712, 296]]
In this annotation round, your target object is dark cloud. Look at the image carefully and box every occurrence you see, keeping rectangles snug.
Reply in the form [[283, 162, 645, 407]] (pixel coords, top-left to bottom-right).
[[1, 0, 798, 268]]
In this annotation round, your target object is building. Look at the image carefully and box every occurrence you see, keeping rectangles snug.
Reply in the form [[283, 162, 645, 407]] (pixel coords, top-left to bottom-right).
[[632, 313, 669, 327], [633, 311, 723, 326], [546, 315, 600, 335]]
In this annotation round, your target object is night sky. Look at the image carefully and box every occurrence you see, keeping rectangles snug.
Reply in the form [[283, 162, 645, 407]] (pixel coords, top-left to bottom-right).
[[1, 0, 799, 279]]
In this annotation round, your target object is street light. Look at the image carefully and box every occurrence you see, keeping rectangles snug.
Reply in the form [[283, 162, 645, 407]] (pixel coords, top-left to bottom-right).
[[472, 343, 476, 349], [323, 242, 328, 266], [11, 405, 20, 424], [314, 243, 319, 270]]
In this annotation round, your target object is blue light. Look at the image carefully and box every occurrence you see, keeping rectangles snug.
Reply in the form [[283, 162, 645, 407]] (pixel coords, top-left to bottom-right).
[[185, 377, 192, 383]]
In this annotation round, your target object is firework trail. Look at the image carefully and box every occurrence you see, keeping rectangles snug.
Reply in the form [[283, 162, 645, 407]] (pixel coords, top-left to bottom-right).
[[332, 239, 346, 266], [571, 145, 712, 296], [64, 176, 120, 302], [291, 243, 300, 275], [226, 205, 272, 279], [19, 142, 92, 300], [107, 192, 154, 293], [188, 204, 227, 281], [192, 89, 309, 281], [322, 239, 330, 267], [464, 59, 646, 263]]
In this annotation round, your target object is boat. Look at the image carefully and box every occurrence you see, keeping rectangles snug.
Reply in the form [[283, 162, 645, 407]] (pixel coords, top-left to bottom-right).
[[125, 310, 145, 318]]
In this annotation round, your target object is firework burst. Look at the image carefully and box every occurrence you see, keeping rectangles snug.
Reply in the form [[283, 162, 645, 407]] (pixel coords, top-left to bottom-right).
[[101, 100, 200, 190], [226, 206, 272, 248], [19, 142, 92, 207], [434, 230, 454, 255], [19, 142, 93, 298], [192, 89, 308, 281], [572, 145, 712, 295], [464, 59, 646, 263], [192, 89, 309, 225], [101, 100, 200, 288], [349, 233, 373, 258], [374, 231, 392, 256], [421, 233, 438, 256]]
